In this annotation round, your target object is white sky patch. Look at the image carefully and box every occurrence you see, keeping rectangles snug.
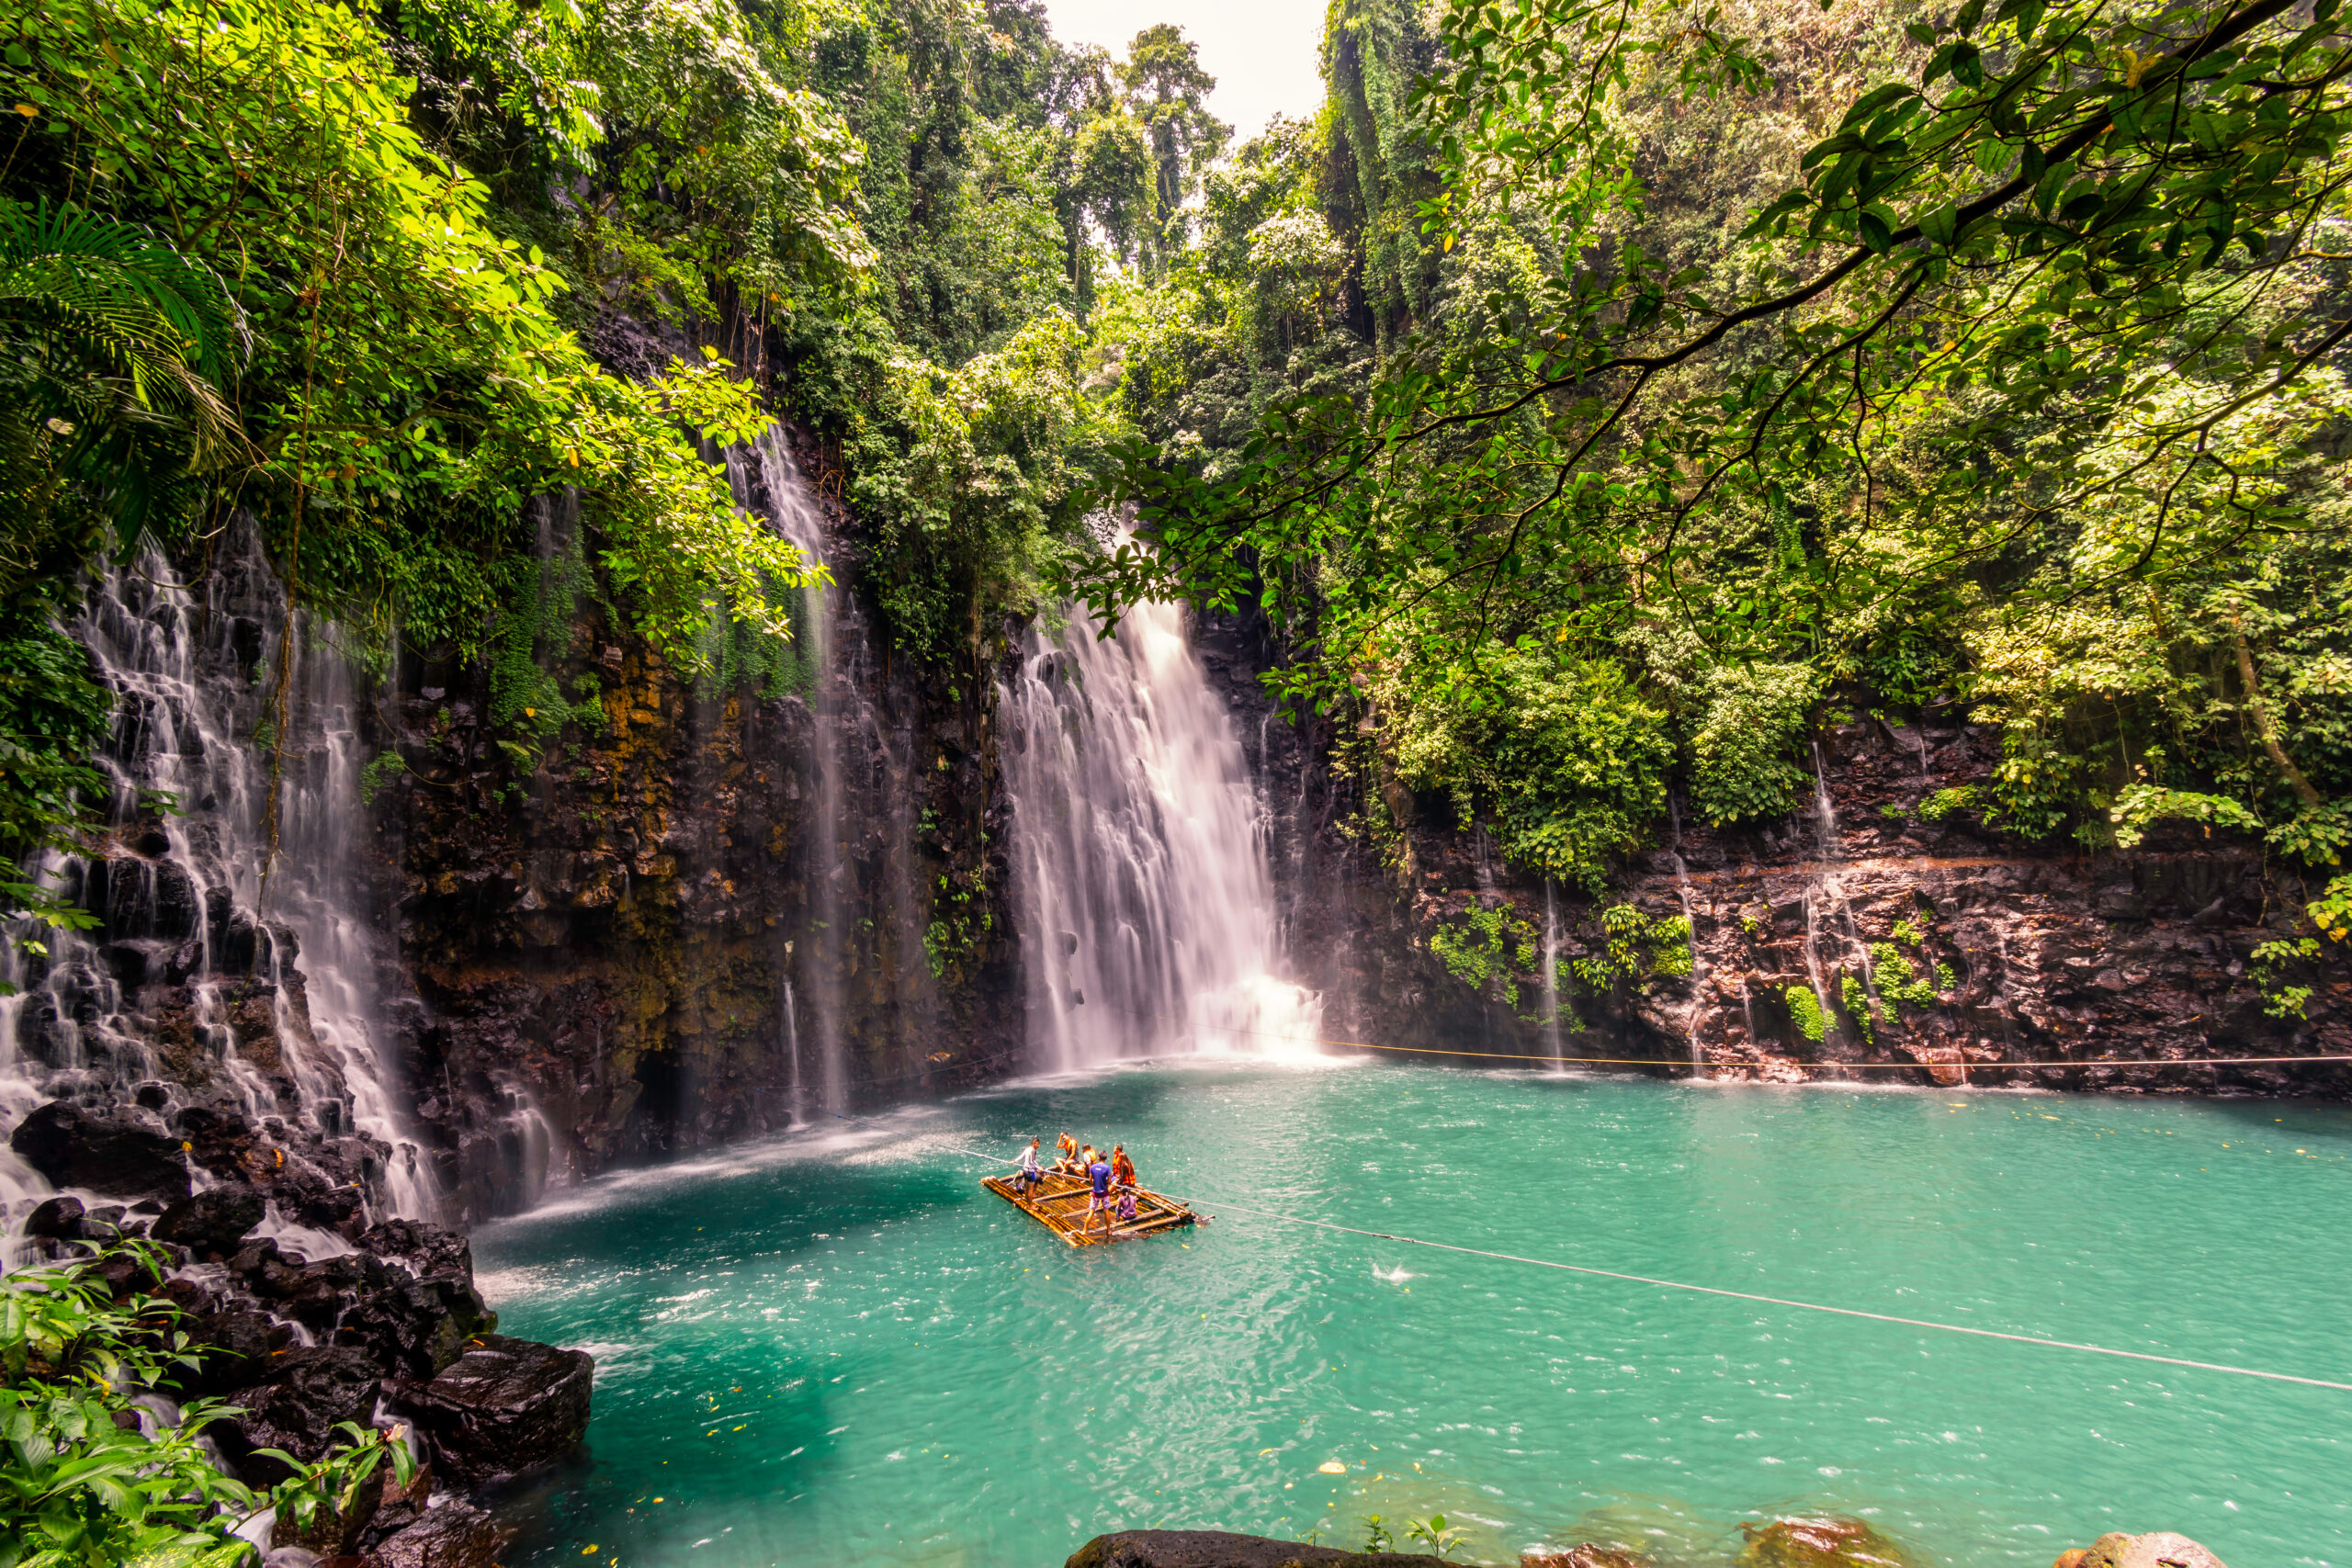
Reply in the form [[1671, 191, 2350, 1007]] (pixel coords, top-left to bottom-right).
[[1039, 0, 1329, 141]]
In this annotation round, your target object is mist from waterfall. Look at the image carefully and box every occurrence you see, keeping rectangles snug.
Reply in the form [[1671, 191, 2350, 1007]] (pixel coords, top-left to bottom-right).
[[998, 600, 1322, 1070]]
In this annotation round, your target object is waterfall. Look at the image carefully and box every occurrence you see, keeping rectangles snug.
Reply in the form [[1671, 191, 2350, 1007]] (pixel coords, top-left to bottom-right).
[[1664, 796, 1710, 1069], [725, 429, 936, 1111], [1799, 742, 1876, 1042], [1540, 880, 1565, 1068], [998, 600, 1322, 1069], [1, 526, 430, 1231], [727, 432, 848, 1111]]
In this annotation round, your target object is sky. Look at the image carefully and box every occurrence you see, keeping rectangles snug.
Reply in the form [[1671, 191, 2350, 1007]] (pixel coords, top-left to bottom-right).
[[1037, 0, 1329, 141]]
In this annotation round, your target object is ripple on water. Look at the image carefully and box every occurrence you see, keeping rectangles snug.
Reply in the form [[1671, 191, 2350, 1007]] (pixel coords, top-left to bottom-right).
[[474, 1063, 2352, 1568]]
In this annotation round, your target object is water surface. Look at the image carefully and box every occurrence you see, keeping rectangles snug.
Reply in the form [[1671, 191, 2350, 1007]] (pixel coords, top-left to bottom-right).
[[477, 1065, 2352, 1568]]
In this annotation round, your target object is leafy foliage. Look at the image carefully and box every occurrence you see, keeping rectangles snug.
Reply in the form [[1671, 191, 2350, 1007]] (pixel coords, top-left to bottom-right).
[[1429, 903, 1540, 1005], [1, 1245, 415, 1568], [1077, 0, 2352, 898]]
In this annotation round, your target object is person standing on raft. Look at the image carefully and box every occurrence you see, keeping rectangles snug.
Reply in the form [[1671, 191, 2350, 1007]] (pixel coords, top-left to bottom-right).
[[1015, 1137, 1044, 1195], [1083, 1149, 1115, 1238]]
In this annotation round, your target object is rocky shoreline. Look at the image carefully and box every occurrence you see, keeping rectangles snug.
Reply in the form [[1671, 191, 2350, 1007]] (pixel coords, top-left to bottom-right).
[[11, 1100, 587, 1567], [1066, 1523, 2229, 1568]]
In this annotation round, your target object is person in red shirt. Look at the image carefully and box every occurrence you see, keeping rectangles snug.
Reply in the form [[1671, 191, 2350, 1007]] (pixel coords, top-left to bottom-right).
[[1111, 1145, 1136, 1190]]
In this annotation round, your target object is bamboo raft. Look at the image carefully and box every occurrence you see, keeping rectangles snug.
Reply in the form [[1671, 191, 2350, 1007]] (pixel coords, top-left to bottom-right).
[[982, 1168, 1197, 1247]]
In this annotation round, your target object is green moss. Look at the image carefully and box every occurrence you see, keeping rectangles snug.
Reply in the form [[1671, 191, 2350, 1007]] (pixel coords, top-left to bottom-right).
[[1784, 984, 1826, 1043], [1840, 971, 1875, 1044], [1568, 903, 1691, 994], [1430, 904, 1540, 1007], [1917, 786, 1980, 823]]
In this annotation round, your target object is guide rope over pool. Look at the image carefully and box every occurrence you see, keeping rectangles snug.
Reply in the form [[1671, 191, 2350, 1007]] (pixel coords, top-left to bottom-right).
[[1100, 1003, 2352, 1073], [940, 1143, 2352, 1394]]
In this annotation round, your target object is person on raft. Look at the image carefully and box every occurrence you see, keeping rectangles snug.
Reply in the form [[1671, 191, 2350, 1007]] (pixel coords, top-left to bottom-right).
[[1111, 1144, 1136, 1190], [1054, 1134, 1080, 1174], [1014, 1137, 1044, 1194], [1083, 1148, 1116, 1237]]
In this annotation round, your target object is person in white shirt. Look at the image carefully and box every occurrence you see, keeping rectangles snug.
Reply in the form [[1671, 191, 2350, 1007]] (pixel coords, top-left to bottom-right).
[[1015, 1137, 1044, 1195]]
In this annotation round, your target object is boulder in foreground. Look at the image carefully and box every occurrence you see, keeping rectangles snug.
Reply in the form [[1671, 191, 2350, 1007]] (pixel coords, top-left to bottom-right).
[[386, 1334, 593, 1483], [1068, 1529, 1453, 1568], [2053, 1534, 2227, 1568]]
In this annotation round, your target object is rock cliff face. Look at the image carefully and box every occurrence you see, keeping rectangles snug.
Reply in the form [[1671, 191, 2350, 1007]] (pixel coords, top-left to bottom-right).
[[367, 434, 1023, 1222], [1196, 626, 2352, 1094]]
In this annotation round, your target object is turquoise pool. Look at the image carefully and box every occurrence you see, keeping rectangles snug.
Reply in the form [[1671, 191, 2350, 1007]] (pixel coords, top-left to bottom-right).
[[474, 1063, 2352, 1568]]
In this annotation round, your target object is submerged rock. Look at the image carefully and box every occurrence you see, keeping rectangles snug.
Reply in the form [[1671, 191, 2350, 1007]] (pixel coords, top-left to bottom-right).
[[1067, 1530, 1451, 1568], [2053, 1534, 2227, 1568], [1739, 1517, 1914, 1568], [1523, 1549, 1645, 1568], [385, 1334, 593, 1483]]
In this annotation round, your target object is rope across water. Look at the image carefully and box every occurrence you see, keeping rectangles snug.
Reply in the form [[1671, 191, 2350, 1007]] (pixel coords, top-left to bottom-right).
[[938, 1143, 2352, 1394], [1098, 1002, 2352, 1072]]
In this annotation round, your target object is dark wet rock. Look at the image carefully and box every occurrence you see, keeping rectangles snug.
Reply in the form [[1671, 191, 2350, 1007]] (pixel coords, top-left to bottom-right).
[[2053, 1534, 2227, 1568], [175, 1309, 288, 1394], [1067, 1531, 1451, 1568], [87, 1249, 164, 1299], [1739, 1517, 1914, 1568], [337, 1273, 495, 1380], [152, 1184, 266, 1257], [385, 1335, 592, 1483], [25, 1195, 85, 1239], [282, 1255, 399, 1333], [364, 1496, 512, 1568], [10, 1100, 190, 1202], [358, 1221, 476, 1285], [214, 1346, 383, 1484], [153, 1276, 220, 1316]]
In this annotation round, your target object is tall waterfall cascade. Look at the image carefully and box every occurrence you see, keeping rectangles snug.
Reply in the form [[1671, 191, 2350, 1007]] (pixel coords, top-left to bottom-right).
[[999, 600, 1323, 1070], [0, 528, 431, 1232]]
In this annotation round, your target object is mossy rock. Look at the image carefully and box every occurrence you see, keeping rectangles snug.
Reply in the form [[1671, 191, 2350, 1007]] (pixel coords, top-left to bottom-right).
[[1738, 1517, 1914, 1568]]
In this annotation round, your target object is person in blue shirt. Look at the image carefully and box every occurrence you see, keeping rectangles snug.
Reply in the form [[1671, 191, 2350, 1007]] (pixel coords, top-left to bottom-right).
[[1083, 1152, 1115, 1237]]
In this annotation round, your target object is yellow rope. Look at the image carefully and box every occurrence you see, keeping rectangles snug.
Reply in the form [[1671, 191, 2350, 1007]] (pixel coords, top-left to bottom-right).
[[1099, 1003, 2350, 1072]]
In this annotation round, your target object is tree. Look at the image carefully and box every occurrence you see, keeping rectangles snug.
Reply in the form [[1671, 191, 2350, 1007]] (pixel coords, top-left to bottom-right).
[[1083, 0, 2352, 867], [1119, 24, 1233, 278]]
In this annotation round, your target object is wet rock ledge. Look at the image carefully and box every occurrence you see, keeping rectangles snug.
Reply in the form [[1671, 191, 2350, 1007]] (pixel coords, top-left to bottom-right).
[[11, 1100, 590, 1568]]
